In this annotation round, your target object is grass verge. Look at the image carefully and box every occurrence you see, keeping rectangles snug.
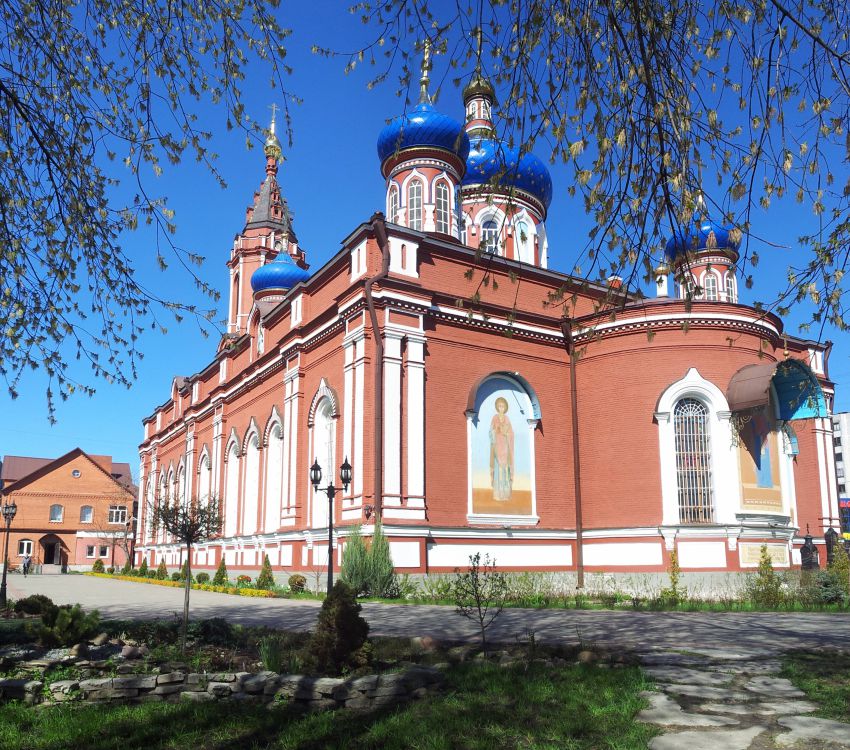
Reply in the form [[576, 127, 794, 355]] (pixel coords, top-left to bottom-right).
[[0, 661, 656, 750], [781, 650, 850, 722]]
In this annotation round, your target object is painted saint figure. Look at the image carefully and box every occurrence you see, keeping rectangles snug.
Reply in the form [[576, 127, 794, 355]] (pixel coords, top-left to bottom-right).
[[489, 397, 515, 501]]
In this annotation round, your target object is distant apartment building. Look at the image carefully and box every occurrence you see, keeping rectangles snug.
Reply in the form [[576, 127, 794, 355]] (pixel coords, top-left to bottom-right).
[[0, 449, 137, 572], [831, 412, 850, 537]]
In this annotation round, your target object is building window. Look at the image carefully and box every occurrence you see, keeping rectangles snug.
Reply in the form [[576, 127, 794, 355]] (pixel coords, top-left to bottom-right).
[[435, 181, 450, 234], [673, 398, 715, 523], [481, 219, 499, 254], [466, 101, 476, 120], [407, 180, 423, 231], [725, 275, 736, 303], [86, 545, 95, 558], [49, 504, 63, 522], [80, 505, 93, 524], [257, 324, 265, 355], [17, 539, 33, 556], [108, 505, 128, 524], [515, 220, 532, 263], [71, 469, 81, 478], [99, 545, 108, 557], [704, 274, 718, 301], [388, 186, 399, 223]]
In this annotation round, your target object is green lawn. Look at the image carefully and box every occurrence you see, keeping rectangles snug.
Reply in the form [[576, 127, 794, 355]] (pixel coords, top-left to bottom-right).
[[0, 662, 657, 750], [781, 650, 850, 722]]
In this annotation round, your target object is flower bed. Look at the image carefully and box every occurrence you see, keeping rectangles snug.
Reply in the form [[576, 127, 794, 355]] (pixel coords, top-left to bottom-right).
[[83, 572, 277, 598]]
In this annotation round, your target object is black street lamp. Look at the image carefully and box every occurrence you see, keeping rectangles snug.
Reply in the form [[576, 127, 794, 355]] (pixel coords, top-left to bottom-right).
[[309, 457, 352, 594], [0, 500, 18, 608]]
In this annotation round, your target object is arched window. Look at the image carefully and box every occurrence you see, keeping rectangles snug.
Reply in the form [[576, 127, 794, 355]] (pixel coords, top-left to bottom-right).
[[197, 454, 211, 506], [725, 275, 736, 303], [435, 181, 450, 235], [466, 101, 476, 120], [231, 273, 240, 324], [704, 274, 718, 301], [388, 186, 399, 223], [311, 399, 336, 527], [673, 398, 714, 523], [145, 480, 155, 542], [482, 100, 491, 120], [224, 442, 240, 537], [481, 219, 499, 254], [265, 423, 284, 531], [157, 474, 167, 543], [49, 504, 63, 522], [407, 180, 423, 231], [243, 433, 260, 535], [515, 221, 532, 263], [257, 324, 265, 355], [176, 465, 186, 506], [79, 505, 93, 523]]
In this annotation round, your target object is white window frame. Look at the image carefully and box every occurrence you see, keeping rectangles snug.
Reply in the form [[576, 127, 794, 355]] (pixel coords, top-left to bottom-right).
[[99, 545, 109, 557], [435, 181, 450, 235], [86, 545, 96, 558], [108, 504, 128, 524], [388, 186, 399, 223], [17, 539, 33, 556], [654, 368, 739, 527], [466, 101, 476, 120], [49, 504, 63, 522], [481, 219, 499, 254], [725, 274, 737, 303], [703, 273, 719, 301], [407, 180, 423, 231]]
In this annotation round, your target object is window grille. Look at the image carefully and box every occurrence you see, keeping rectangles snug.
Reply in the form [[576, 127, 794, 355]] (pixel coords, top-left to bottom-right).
[[388, 187, 398, 223], [408, 181, 422, 231], [674, 398, 715, 523], [435, 182, 450, 234]]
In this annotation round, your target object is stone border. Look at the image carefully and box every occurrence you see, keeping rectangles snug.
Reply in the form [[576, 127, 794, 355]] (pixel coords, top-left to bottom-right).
[[0, 665, 445, 711]]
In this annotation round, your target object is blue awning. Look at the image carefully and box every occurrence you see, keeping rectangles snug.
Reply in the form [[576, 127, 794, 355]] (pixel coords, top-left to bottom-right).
[[727, 360, 828, 421]]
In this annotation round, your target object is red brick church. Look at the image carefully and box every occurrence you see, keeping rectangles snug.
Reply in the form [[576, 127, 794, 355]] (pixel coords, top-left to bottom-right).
[[136, 60, 839, 582]]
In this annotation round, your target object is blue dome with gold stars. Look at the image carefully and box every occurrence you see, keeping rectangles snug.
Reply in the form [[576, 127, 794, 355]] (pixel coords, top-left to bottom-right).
[[463, 138, 553, 211], [377, 103, 470, 169], [665, 216, 740, 261]]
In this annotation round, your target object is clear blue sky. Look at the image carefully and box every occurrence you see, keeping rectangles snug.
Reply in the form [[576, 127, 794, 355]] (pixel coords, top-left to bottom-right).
[[2, 3, 847, 478]]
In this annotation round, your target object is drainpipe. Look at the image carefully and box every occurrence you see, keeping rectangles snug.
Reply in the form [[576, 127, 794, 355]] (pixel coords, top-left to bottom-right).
[[560, 316, 585, 589], [364, 212, 391, 518]]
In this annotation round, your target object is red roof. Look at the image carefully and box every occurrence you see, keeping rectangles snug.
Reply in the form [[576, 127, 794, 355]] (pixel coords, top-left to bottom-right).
[[1, 452, 133, 489]]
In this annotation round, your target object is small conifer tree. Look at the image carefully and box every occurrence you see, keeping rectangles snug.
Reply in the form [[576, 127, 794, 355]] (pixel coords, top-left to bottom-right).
[[303, 581, 370, 675], [180, 559, 193, 582], [120, 560, 132, 575], [256, 554, 275, 590], [340, 525, 369, 596], [367, 519, 396, 598], [138, 558, 148, 577], [92, 558, 105, 573], [156, 560, 168, 580], [828, 542, 850, 598], [212, 558, 228, 586], [748, 544, 783, 608]]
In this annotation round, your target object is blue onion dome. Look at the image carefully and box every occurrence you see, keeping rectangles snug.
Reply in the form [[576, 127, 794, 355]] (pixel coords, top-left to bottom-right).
[[251, 253, 310, 294], [377, 103, 470, 172], [463, 138, 553, 211], [665, 215, 742, 262]]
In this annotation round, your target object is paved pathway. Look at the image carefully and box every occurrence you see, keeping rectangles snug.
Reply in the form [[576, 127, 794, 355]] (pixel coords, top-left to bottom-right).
[[637, 648, 850, 749], [8, 575, 850, 653]]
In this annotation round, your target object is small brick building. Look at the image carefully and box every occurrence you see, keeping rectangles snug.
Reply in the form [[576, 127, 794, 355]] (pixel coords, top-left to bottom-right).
[[0, 450, 136, 572]]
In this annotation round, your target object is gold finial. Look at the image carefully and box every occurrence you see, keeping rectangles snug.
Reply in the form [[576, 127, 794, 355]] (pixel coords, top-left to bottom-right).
[[264, 103, 282, 162], [419, 39, 432, 104], [783, 337, 790, 359], [473, 26, 483, 74]]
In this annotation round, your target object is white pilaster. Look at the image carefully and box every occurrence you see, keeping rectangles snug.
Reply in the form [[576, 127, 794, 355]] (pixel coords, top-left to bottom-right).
[[406, 334, 426, 506], [353, 334, 366, 503], [383, 332, 404, 506]]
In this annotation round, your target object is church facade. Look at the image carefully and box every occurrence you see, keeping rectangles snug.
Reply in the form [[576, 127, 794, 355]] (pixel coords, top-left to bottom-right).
[[136, 64, 839, 581]]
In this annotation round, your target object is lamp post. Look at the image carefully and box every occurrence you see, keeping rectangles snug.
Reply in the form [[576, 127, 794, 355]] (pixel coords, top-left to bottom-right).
[[0, 500, 18, 608], [309, 457, 352, 594]]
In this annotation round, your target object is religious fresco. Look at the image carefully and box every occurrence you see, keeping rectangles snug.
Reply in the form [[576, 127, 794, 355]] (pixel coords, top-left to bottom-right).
[[470, 377, 533, 516], [737, 411, 783, 513]]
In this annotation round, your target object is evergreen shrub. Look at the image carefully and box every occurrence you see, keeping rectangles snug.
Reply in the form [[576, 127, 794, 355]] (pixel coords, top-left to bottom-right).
[[746, 545, 783, 608], [303, 581, 370, 675], [156, 561, 168, 580], [340, 525, 369, 596], [196, 572, 210, 584], [31, 604, 100, 647], [256, 555, 275, 590], [92, 559, 105, 573], [138, 559, 148, 576], [367, 520, 397, 598], [171, 572, 181, 582], [14, 594, 55, 615], [212, 558, 228, 586], [288, 574, 306, 593]]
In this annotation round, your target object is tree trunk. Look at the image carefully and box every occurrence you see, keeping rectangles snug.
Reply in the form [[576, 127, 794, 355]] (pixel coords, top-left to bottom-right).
[[181, 544, 192, 653]]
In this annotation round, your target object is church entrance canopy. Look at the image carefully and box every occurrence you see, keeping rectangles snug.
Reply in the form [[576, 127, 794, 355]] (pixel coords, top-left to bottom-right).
[[726, 360, 827, 421]]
